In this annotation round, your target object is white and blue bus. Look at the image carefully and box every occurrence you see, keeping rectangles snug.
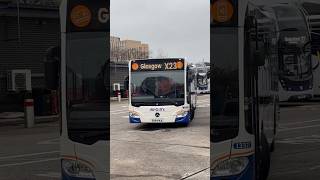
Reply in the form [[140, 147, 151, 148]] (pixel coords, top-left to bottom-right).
[[59, 0, 109, 179], [196, 64, 211, 94], [211, 0, 280, 179], [128, 58, 197, 125], [271, 4, 313, 101]]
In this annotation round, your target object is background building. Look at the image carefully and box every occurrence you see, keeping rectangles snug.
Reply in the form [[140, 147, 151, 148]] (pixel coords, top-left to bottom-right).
[[0, 0, 60, 112], [110, 36, 149, 95], [111, 36, 149, 63]]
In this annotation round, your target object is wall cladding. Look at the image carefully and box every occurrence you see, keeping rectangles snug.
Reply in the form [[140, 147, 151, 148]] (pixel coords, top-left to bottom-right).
[[0, 16, 60, 92]]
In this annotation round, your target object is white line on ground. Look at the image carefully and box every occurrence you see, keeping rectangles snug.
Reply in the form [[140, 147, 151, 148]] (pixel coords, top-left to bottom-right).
[[277, 134, 320, 144], [0, 151, 60, 160], [0, 158, 59, 168], [35, 172, 60, 178], [280, 119, 320, 126], [279, 124, 320, 132], [111, 111, 128, 115], [37, 138, 60, 145], [310, 164, 320, 170], [270, 170, 303, 176], [197, 104, 210, 107], [110, 109, 126, 113]]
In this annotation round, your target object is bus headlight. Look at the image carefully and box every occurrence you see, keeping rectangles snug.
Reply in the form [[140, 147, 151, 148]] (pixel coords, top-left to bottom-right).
[[129, 111, 140, 118], [211, 157, 249, 177], [176, 110, 188, 118], [182, 105, 190, 111], [62, 159, 95, 179]]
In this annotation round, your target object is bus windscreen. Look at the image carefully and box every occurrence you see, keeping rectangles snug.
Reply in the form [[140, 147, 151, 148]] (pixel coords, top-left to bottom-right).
[[131, 70, 185, 106]]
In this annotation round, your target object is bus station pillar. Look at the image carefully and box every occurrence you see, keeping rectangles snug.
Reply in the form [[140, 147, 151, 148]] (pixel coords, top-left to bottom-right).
[[117, 90, 121, 102], [113, 83, 121, 102], [24, 91, 34, 128]]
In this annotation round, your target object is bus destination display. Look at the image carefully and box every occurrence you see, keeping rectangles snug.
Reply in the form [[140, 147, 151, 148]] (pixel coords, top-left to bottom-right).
[[131, 59, 184, 71]]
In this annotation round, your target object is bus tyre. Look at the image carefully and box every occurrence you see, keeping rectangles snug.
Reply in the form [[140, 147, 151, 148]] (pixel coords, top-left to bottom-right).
[[271, 102, 277, 153], [270, 140, 275, 152], [190, 108, 195, 121], [181, 121, 189, 127], [259, 134, 271, 180]]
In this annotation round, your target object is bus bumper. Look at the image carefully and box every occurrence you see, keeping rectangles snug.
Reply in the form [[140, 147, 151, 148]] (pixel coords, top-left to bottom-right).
[[129, 113, 190, 124], [129, 116, 141, 123], [211, 155, 254, 180], [62, 171, 95, 180], [175, 112, 190, 124]]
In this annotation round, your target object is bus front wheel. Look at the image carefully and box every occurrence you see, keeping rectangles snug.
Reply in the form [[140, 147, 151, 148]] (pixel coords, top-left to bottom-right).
[[190, 108, 195, 121], [270, 139, 275, 152]]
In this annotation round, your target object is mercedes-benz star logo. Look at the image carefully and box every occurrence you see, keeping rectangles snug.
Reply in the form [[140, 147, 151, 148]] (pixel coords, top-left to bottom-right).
[[155, 113, 160, 117]]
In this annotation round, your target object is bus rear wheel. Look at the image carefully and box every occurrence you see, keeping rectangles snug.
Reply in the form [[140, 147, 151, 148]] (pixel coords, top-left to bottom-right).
[[258, 134, 271, 180]]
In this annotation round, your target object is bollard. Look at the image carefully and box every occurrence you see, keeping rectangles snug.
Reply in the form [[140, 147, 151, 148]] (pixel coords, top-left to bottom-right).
[[24, 92, 34, 128], [51, 90, 58, 115], [117, 90, 121, 102]]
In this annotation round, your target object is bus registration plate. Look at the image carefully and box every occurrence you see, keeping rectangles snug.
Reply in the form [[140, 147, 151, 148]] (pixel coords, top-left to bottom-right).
[[152, 119, 163, 123]]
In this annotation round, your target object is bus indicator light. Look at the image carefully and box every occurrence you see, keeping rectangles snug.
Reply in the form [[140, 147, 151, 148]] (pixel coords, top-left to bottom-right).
[[70, 5, 92, 28], [212, 0, 234, 23], [176, 61, 184, 69], [132, 63, 139, 71]]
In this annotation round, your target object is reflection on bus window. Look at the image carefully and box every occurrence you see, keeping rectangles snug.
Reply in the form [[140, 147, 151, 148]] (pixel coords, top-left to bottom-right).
[[66, 32, 108, 144]]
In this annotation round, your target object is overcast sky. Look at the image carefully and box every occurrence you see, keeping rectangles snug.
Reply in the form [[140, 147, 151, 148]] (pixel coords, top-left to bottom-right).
[[110, 0, 209, 63]]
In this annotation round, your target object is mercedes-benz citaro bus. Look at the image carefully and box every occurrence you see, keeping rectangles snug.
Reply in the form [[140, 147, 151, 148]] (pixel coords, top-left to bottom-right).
[[270, 4, 313, 101], [211, 0, 280, 179], [59, 0, 109, 179], [128, 58, 197, 125], [196, 64, 210, 94]]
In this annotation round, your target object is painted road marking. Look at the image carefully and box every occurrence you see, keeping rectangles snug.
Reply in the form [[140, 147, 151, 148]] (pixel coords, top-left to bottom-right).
[[36, 172, 60, 178], [279, 124, 320, 132], [280, 119, 320, 126], [0, 151, 59, 160], [111, 112, 127, 115], [0, 158, 59, 168], [111, 109, 127, 113], [270, 170, 303, 176], [277, 135, 320, 144], [163, 145, 209, 157], [37, 138, 60, 145], [197, 104, 210, 108]]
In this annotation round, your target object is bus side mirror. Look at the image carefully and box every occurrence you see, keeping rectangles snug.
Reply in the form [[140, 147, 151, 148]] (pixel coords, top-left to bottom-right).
[[44, 46, 60, 90], [254, 50, 265, 67]]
